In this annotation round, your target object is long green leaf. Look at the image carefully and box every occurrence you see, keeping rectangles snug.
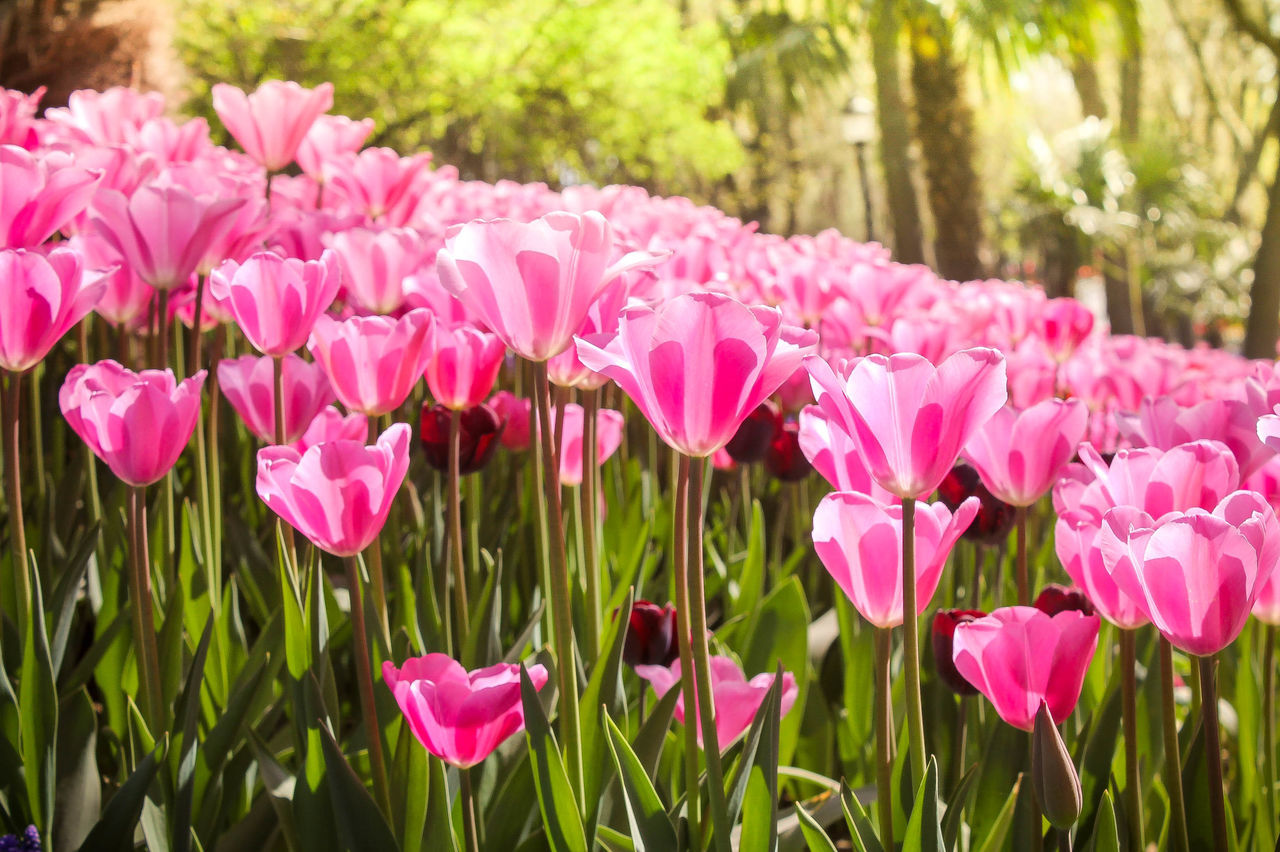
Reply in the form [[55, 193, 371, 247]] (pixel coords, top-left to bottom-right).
[[1085, 791, 1119, 852], [319, 723, 399, 852], [901, 756, 943, 852], [581, 587, 634, 837], [975, 775, 1022, 852], [604, 711, 677, 851], [795, 802, 839, 852], [839, 782, 885, 852], [76, 747, 163, 852], [738, 662, 784, 852], [20, 558, 57, 832], [522, 665, 588, 852], [172, 615, 214, 852]]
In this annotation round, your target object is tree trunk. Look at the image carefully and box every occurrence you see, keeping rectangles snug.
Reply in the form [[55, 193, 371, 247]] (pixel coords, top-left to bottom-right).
[[1119, 24, 1142, 142], [870, 0, 925, 264], [1070, 52, 1107, 119], [909, 10, 984, 281], [1245, 164, 1280, 358]]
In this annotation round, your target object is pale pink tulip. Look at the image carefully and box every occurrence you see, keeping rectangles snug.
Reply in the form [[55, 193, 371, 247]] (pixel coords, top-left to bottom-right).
[[0, 248, 106, 372], [547, 279, 628, 389], [212, 80, 334, 171], [210, 250, 342, 356], [217, 354, 335, 443], [291, 406, 368, 454], [554, 404, 625, 486], [796, 406, 895, 501], [964, 399, 1088, 506], [324, 226, 430, 315], [324, 148, 433, 226], [0, 87, 43, 148], [42, 87, 165, 146], [1, 147, 101, 248], [308, 309, 435, 416], [296, 114, 375, 181], [424, 323, 505, 410], [1119, 396, 1274, 480]]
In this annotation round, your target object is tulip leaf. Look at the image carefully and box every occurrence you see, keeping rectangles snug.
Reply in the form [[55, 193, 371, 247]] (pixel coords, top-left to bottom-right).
[[425, 753, 458, 852], [20, 558, 57, 832], [796, 801, 839, 852], [522, 664, 588, 852], [57, 602, 130, 701], [972, 717, 1027, 837], [318, 722, 400, 852], [279, 532, 309, 680], [581, 587, 634, 838], [462, 549, 502, 668], [172, 615, 214, 852], [1075, 661, 1123, 841], [54, 688, 101, 851], [941, 762, 979, 850], [1084, 790, 1119, 852], [732, 499, 766, 617], [732, 576, 809, 765], [603, 711, 678, 851], [839, 781, 886, 852], [901, 756, 944, 852], [596, 824, 637, 851], [975, 774, 1022, 852], [738, 662, 784, 852], [49, 522, 98, 676], [726, 666, 780, 828], [75, 746, 163, 852]]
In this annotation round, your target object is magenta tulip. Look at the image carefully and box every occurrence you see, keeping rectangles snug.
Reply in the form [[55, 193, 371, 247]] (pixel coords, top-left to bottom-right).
[[1035, 297, 1094, 361], [490, 391, 532, 451], [951, 606, 1101, 731], [217, 353, 335, 443], [1, 147, 100, 248], [212, 80, 334, 171], [308, 308, 435, 416], [291, 405, 368, 454], [209, 250, 342, 356], [255, 422, 410, 557], [554, 403, 625, 487], [964, 399, 1088, 506], [796, 406, 895, 501], [424, 323, 506, 411], [60, 360, 206, 486], [0, 248, 106, 372], [0, 86, 43, 148]]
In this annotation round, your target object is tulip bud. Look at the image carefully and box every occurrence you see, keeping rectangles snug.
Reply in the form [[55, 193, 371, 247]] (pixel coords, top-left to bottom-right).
[[419, 402, 505, 475], [937, 462, 1015, 546], [725, 400, 780, 464], [765, 419, 812, 482], [1031, 701, 1083, 829], [1033, 584, 1096, 617], [621, 600, 679, 667], [931, 609, 985, 695]]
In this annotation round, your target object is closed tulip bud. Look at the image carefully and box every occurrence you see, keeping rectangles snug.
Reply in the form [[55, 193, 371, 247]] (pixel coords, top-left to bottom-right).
[[419, 402, 504, 475], [1031, 701, 1083, 829], [724, 400, 780, 464], [621, 600, 678, 667], [931, 609, 985, 695], [1033, 584, 1095, 617]]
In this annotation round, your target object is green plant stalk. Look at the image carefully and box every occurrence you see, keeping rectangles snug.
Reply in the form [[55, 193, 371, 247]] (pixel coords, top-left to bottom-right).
[[448, 408, 471, 651], [1265, 625, 1277, 845], [28, 363, 44, 501], [1027, 730, 1043, 852], [208, 326, 225, 574], [460, 765, 481, 852], [2, 370, 29, 636], [467, 471, 481, 585], [874, 627, 895, 850], [1015, 505, 1029, 606], [671, 455, 702, 849], [1159, 636, 1190, 852], [364, 419, 392, 653], [159, 292, 176, 563], [901, 496, 928, 784], [129, 486, 164, 728], [345, 554, 393, 820], [274, 355, 299, 582], [1120, 629, 1143, 850], [581, 389, 601, 661], [1199, 654, 1229, 852], [686, 458, 731, 851], [533, 361, 584, 801]]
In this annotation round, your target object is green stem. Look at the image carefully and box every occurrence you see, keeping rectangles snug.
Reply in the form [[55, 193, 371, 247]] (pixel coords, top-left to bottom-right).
[[1199, 654, 1228, 852], [448, 409, 471, 653], [1264, 625, 1277, 845], [188, 274, 207, 377], [273, 355, 299, 580], [1015, 505, 1029, 606], [1120, 629, 1143, 851], [460, 766, 481, 852], [28, 364, 44, 502], [344, 555, 392, 820], [671, 456, 702, 849], [1028, 729, 1043, 852], [901, 496, 927, 785], [582, 390, 601, 661], [208, 326, 225, 574], [1159, 636, 1190, 852], [3, 371, 29, 637], [129, 486, 164, 728], [874, 627, 895, 850], [533, 362, 584, 801]]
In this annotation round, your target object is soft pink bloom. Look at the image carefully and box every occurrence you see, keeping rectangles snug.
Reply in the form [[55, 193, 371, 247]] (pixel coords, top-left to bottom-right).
[[805, 348, 1008, 500], [324, 226, 430, 315], [0, 248, 107, 372], [60, 360, 206, 487], [324, 148, 433, 226], [217, 353, 335, 443], [1259, 408, 1280, 455], [296, 114, 375, 181], [1099, 491, 1280, 656], [812, 491, 978, 628], [212, 80, 334, 171], [490, 390, 532, 451], [291, 405, 368, 454], [1119, 396, 1274, 480], [1054, 512, 1149, 630], [0, 87, 43, 148], [439, 211, 660, 362], [308, 309, 436, 416], [255, 422, 410, 556], [72, 232, 154, 328], [42, 87, 165, 146], [1035, 297, 1094, 361], [554, 404, 625, 486], [1, 147, 101, 248], [382, 654, 549, 769], [576, 292, 818, 457], [964, 399, 1088, 506], [209, 250, 343, 356], [796, 407, 895, 501], [633, 657, 798, 750], [424, 323, 505, 410], [547, 279, 628, 389]]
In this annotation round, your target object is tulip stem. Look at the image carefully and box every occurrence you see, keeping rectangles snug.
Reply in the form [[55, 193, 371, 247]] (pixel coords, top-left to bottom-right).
[[2, 371, 29, 636], [1199, 654, 1229, 852], [1264, 625, 1277, 845], [460, 766, 481, 852], [901, 496, 928, 785], [533, 362, 584, 803], [582, 389, 601, 661], [344, 555, 392, 820], [128, 486, 164, 728], [364, 416, 391, 654], [28, 364, 44, 502], [273, 356, 299, 581], [1119, 629, 1143, 850], [672, 455, 703, 849], [1159, 636, 1190, 852], [448, 409, 472, 654], [874, 627, 895, 850], [1014, 505, 1029, 606], [1028, 730, 1043, 852], [189, 274, 207, 377]]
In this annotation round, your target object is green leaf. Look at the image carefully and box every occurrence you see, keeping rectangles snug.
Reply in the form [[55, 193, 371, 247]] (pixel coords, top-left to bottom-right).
[[901, 756, 944, 852], [840, 781, 886, 852], [49, 523, 98, 676], [172, 615, 214, 852], [738, 662, 784, 852], [726, 668, 779, 829], [731, 500, 766, 617], [76, 746, 163, 852], [603, 711, 678, 851], [731, 576, 809, 766], [280, 535, 309, 680], [633, 686, 680, 779], [461, 550, 502, 668], [796, 802, 839, 852], [1075, 664, 1123, 841], [54, 689, 101, 851], [522, 665, 588, 852], [975, 775, 1022, 852], [580, 587, 633, 836], [319, 723, 400, 852], [20, 558, 58, 832], [393, 719, 431, 852], [58, 603, 131, 700], [1084, 790, 1119, 852], [941, 763, 979, 850]]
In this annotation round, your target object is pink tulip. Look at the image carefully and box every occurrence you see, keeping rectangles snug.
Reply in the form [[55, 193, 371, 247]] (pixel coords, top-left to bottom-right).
[[323, 148, 433, 226], [212, 80, 334, 171], [796, 407, 898, 502], [964, 399, 1088, 506], [42, 87, 165, 146], [71, 232, 154, 328], [1259, 408, 1280, 454], [382, 654, 549, 769], [490, 390, 532, 450], [805, 348, 1008, 500], [256, 422, 410, 556], [547, 279, 628, 389], [1099, 491, 1280, 656], [439, 211, 660, 362], [1035, 297, 1094, 361], [217, 353, 335, 443], [554, 404, 625, 486], [308, 309, 435, 416], [951, 606, 1101, 731], [812, 491, 978, 628], [424, 323, 506, 410], [633, 657, 798, 749], [0, 248, 107, 372], [1054, 512, 1149, 630], [209, 250, 343, 356], [1, 147, 101, 248], [0, 87, 43, 148], [324, 226, 431, 315], [291, 405, 368, 454], [1119, 396, 1274, 480], [296, 114, 376, 181], [60, 360, 206, 487], [576, 292, 818, 457]]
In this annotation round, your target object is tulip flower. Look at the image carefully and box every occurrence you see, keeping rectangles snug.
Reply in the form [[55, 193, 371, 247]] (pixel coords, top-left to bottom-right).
[[424, 324, 506, 411], [0, 86, 43, 148], [1035, 297, 1094, 361], [964, 399, 1088, 507], [951, 606, 1100, 731], [633, 657, 798, 750], [1032, 584, 1095, 617], [217, 353, 335, 443], [725, 401, 780, 464], [210, 250, 343, 357], [0, 248, 107, 373], [418, 402, 504, 475], [796, 406, 895, 502], [322, 147, 434, 226], [764, 419, 811, 482], [0, 147, 100, 248], [621, 601, 679, 668], [490, 391, 531, 451], [212, 80, 334, 171], [324, 226, 430, 315], [937, 462, 1015, 546], [291, 405, 368, 454], [931, 609, 985, 696], [308, 309, 435, 416], [1119, 395, 1274, 479], [553, 403, 624, 487], [295, 113, 375, 181]]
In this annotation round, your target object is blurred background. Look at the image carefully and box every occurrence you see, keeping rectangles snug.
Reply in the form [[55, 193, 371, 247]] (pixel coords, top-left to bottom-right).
[[6, 0, 1280, 353]]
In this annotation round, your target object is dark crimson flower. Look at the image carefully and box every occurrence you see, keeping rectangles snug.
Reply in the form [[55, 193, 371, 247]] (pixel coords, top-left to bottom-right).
[[419, 402, 505, 475], [932, 609, 986, 696], [1033, 584, 1096, 617], [937, 462, 1015, 545], [725, 400, 781, 464], [622, 600, 678, 667], [765, 418, 811, 482]]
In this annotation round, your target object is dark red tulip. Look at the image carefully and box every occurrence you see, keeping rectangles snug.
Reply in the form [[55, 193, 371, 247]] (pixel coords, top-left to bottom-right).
[[765, 418, 811, 482], [621, 600, 678, 667], [419, 401, 505, 475], [937, 462, 1015, 545], [725, 400, 781, 464], [1033, 583, 1096, 617], [932, 609, 986, 696]]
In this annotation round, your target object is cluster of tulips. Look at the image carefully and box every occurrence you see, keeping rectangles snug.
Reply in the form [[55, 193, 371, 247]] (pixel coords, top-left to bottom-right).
[[3, 77, 1280, 852]]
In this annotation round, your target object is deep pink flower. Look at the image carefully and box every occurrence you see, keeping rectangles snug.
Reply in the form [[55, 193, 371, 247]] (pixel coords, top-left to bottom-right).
[[952, 606, 1100, 731], [217, 353, 335, 443], [296, 114, 375, 181], [212, 80, 334, 171], [490, 391, 532, 451], [383, 654, 549, 769], [308, 308, 435, 416], [210, 250, 342, 356], [805, 348, 1007, 500], [964, 399, 1089, 506], [256, 422, 410, 556], [576, 292, 818, 457], [0, 87, 44, 148], [554, 403, 624, 486], [0, 248, 106, 372], [1035, 297, 1094, 361], [60, 360, 205, 487], [424, 323, 506, 411], [1, 147, 101, 248]]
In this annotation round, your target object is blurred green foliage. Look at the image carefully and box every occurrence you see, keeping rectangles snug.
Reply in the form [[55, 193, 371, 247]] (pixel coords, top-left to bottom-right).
[[175, 0, 743, 193]]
